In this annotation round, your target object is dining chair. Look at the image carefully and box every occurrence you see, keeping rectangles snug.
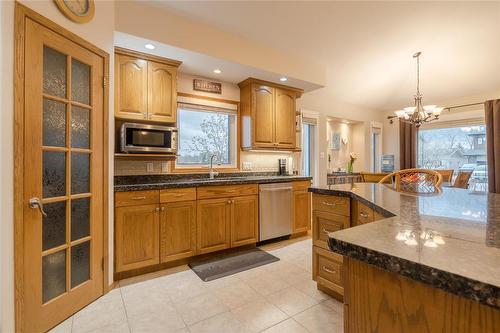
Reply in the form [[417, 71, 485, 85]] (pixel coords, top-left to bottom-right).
[[378, 168, 443, 194], [434, 169, 454, 183], [452, 171, 472, 189]]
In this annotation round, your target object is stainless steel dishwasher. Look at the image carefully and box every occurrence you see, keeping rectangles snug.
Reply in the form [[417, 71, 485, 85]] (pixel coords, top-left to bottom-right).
[[259, 182, 293, 241]]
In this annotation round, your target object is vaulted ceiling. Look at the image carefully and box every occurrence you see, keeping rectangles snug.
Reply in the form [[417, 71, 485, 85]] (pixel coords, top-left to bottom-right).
[[149, 1, 500, 112]]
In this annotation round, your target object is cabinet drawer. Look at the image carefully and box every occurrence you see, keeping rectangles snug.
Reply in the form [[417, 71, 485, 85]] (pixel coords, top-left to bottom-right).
[[293, 180, 311, 191], [312, 194, 350, 216], [115, 190, 159, 207], [197, 184, 258, 199], [160, 188, 196, 203], [357, 201, 374, 225], [313, 246, 344, 296], [313, 210, 350, 250]]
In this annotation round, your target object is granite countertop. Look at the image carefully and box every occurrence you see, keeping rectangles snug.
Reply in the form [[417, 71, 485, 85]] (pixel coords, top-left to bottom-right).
[[115, 173, 312, 192], [309, 183, 500, 309]]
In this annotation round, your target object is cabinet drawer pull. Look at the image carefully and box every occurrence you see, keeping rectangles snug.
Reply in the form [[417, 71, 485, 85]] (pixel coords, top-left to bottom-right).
[[322, 228, 334, 234], [173, 194, 185, 197], [131, 196, 146, 200], [322, 266, 336, 274], [154, 207, 160, 212], [321, 201, 335, 206], [227, 189, 236, 193], [161, 207, 165, 212], [360, 212, 369, 218]]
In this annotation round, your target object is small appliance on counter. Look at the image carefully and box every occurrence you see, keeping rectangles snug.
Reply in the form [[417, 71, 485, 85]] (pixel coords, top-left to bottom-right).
[[120, 122, 177, 154], [278, 159, 287, 175]]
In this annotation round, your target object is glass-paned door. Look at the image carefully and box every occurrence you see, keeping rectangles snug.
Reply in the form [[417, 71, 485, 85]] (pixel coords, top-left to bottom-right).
[[302, 120, 317, 183], [22, 18, 105, 332]]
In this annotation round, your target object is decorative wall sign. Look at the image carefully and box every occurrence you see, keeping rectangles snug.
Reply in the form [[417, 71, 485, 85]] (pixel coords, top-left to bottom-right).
[[193, 79, 222, 94], [342, 136, 349, 145], [54, 0, 95, 23], [330, 133, 341, 150]]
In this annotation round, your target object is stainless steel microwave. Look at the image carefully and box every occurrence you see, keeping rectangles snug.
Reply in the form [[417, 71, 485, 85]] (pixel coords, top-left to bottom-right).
[[120, 123, 177, 154]]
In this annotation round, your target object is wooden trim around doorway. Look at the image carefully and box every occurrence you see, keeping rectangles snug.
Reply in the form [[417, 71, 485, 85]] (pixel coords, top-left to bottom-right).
[[14, 3, 110, 331]]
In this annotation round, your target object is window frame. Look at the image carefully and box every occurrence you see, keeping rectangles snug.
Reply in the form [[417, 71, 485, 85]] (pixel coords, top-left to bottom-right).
[[172, 93, 240, 173]]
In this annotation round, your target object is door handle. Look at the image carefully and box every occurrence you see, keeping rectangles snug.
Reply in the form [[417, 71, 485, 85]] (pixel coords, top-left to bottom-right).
[[321, 228, 334, 234], [29, 198, 47, 217]]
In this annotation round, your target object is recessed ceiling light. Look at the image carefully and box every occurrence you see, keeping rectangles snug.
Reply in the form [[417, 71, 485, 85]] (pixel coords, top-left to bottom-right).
[[280, 77, 288, 82], [144, 43, 155, 50], [213, 69, 222, 74]]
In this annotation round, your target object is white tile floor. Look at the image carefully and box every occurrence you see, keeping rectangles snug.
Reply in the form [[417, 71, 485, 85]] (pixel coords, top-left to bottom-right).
[[50, 237, 343, 333]]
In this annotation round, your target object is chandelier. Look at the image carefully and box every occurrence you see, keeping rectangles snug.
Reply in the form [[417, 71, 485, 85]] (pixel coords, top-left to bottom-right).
[[388, 52, 443, 128]]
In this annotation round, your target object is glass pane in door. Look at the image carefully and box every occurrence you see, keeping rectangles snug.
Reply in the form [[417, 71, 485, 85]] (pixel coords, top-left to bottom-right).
[[71, 198, 90, 241], [43, 46, 67, 98], [71, 152, 90, 194], [71, 106, 90, 149], [43, 99, 66, 147], [43, 151, 66, 198], [71, 58, 90, 105], [42, 201, 67, 251], [71, 241, 90, 288], [42, 250, 67, 303]]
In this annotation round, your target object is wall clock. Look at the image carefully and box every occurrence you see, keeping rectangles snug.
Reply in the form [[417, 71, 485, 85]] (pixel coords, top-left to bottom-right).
[[54, 0, 95, 23]]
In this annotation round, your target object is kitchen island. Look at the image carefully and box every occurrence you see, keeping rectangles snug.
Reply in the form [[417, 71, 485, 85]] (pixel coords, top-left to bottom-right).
[[309, 183, 500, 333]]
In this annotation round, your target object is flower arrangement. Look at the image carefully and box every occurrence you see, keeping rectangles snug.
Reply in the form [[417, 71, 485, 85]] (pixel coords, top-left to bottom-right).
[[347, 152, 357, 173]]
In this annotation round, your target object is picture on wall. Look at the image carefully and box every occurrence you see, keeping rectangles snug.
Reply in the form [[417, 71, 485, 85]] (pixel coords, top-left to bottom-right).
[[330, 132, 341, 150]]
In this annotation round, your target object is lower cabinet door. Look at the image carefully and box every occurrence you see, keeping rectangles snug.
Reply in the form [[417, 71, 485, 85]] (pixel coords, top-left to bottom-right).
[[160, 200, 196, 263], [293, 190, 311, 233], [196, 198, 231, 255], [115, 204, 159, 272], [231, 195, 259, 247]]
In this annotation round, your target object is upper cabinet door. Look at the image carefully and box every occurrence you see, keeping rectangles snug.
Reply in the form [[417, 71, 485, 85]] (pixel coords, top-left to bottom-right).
[[252, 84, 275, 147], [275, 88, 296, 148], [114, 54, 148, 120], [148, 61, 177, 123]]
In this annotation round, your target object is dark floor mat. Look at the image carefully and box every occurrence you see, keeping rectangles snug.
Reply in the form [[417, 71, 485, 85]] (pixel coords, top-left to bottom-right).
[[189, 248, 279, 282]]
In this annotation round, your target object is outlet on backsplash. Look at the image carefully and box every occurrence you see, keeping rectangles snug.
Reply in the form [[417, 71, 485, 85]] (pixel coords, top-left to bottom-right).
[[242, 162, 253, 171], [161, 162, 169, 173], [146, 163, 154, 173]]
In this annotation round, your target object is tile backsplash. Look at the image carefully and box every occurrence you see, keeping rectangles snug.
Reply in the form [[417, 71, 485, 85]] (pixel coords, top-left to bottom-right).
[[114, 151, 299, 176]]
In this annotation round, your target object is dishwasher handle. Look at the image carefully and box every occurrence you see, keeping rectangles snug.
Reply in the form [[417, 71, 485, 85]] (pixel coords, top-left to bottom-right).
[[260, 187, 293, 192]]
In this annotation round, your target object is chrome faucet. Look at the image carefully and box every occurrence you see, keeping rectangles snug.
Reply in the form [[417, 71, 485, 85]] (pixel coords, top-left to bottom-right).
[[209, 154, 220, 179]]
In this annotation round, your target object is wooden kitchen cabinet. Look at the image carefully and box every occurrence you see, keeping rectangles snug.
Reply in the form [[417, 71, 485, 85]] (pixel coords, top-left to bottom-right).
[[160, 200, 196, 263], [252, 84, 275, 147], [231, 195, 259, 247], [293, 190, 311, 233], [352, 200, 374, 226], [275, 88, 297, 148], [148, 61, 177, 122], [114, 47, 181, 123], [115, 203, 160, 272], [239, 78, 303, 150], [114, 53, 148, 120], [196, 198, 231, 255]]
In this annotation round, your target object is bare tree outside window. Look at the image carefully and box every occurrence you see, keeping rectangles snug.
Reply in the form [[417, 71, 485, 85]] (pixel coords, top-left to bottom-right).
[[177, 108, 234, 165]]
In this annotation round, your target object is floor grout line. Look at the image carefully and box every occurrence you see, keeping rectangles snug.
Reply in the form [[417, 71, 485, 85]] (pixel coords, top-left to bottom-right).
[[117, 287, 132, 333]]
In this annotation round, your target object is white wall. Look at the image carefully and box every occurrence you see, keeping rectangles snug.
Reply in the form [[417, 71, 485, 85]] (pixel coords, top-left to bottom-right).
[[1, 1, 115, 331]]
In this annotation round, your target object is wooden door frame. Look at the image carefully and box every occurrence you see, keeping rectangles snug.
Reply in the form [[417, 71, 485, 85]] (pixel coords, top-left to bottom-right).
[[13, 3, 110, 332]]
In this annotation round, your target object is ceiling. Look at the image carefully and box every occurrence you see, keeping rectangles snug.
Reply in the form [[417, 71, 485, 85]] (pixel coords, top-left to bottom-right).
[[149, 1, 500, 112], [114, 32, 322, 92]]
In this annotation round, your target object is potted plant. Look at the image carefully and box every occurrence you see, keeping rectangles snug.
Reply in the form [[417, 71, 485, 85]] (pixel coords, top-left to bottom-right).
[[347, 152, 357, 173]]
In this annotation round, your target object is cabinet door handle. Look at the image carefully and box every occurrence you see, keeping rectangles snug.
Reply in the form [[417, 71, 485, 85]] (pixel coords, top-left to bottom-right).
[[360, 212, 369, 218], [322, 266, 336, 274], [131, 196, 146, 201], [142, 113, 147, 119], [161, 207, 165, 212], [322, 228, 334, 234], [321, 201, 335, 206], [154, 207, 160, 212], [227, 200, 231, 204]]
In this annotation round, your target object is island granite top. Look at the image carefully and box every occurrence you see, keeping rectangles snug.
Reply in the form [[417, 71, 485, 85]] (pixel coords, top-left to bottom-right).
[[309, 183, 500, 309], [114, 173, 312, 192]]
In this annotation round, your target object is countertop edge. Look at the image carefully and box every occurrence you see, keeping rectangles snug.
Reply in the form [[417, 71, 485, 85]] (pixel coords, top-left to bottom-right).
[[328, 237, 500, 309], [310, 186, 500, 310], [114, 176, 312, 192]]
